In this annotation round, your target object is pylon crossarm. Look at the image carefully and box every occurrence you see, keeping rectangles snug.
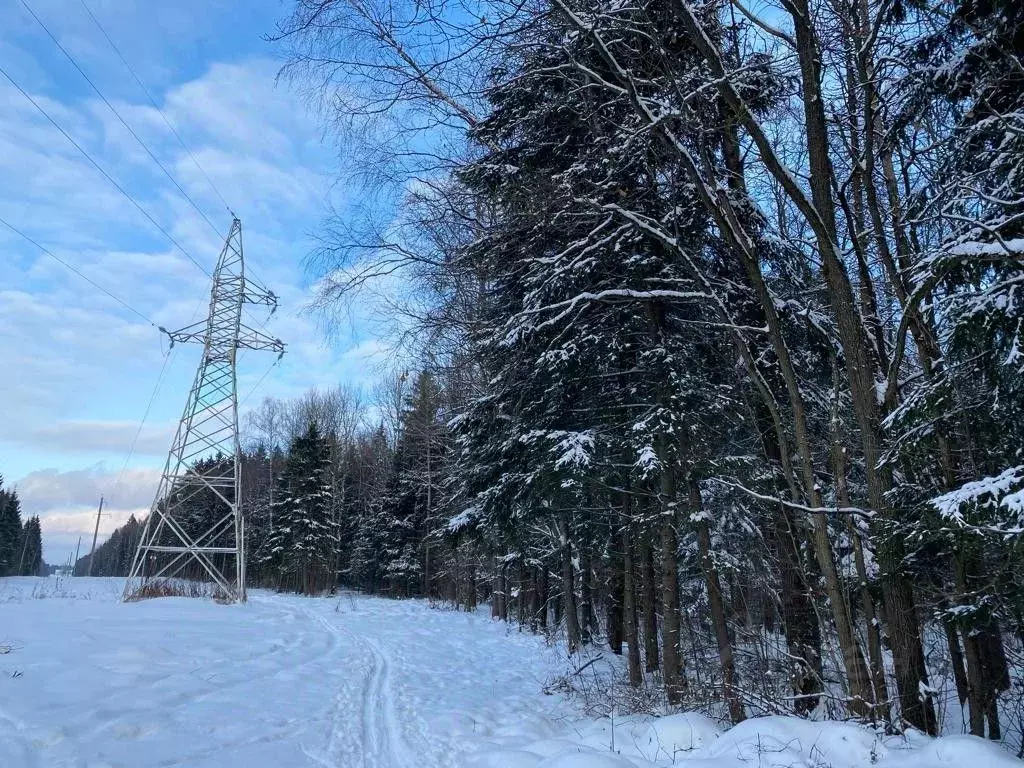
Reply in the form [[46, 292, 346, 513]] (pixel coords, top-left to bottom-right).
[[237, 325, 285, 353], [164, 324, 208, 347], [242, 281, 277, 307]]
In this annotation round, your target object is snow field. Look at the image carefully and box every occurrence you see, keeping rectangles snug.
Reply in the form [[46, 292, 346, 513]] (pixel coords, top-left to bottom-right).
[[0, 577, 573, 767], [1, 577, 1020, 767]]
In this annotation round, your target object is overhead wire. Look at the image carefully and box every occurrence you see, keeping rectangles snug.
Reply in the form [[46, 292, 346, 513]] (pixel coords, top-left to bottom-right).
[[68, 0, 276, 297], [0, 63, 212, 278], [0, 59, 272, 331], [19, 0, 226, 241], [0, 208, 175, 522], [5, 4, 284, 506], [105, 346, 175, 510], [239, 358, 282, 408], [0, 213, 155, 326], [77, 0, 233, 216]]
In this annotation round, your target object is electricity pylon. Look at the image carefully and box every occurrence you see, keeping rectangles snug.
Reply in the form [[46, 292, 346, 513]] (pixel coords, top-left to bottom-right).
[[124, 218, 284, 603]]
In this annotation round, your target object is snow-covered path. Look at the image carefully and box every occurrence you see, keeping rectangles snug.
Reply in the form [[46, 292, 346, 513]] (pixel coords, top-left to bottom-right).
[[0, 578, 570, 768], [2, 578, 1021, 768]]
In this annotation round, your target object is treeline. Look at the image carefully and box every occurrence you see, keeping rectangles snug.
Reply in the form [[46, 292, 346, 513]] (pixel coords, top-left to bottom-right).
[[81, 383, 443, 598], [0, 475, 44, 577], [263, 0, 1024, 746], [73, 514, 142, 577]]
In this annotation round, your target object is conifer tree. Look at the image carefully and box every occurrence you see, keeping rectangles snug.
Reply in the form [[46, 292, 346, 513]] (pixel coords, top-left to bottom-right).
[[0, 477, 24, 576], [263, 423, 339, 594], [19, 516, 43, 576], [372, 371, 447, 596]]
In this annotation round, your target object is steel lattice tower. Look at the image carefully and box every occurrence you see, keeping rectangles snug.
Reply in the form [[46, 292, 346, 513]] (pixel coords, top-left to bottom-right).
[[124, 218, 284, 603]]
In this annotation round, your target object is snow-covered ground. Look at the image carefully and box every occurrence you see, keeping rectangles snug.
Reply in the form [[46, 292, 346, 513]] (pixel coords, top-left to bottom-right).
[[0, 577, 1019, 767]]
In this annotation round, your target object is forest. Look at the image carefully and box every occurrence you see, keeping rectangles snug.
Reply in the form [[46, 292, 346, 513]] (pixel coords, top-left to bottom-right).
[[83, 0, 1023, 750], [0, 476, 44, 577]]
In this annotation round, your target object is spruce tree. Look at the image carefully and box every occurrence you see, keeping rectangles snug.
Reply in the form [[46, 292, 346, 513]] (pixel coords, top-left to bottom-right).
[[0, 477, 24, 576], [263, 423, 338, 594], [19, 516, 43, 576], [371, 371, 447, 596]]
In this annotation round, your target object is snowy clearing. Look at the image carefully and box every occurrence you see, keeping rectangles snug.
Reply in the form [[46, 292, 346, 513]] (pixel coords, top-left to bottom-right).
[[1, 577, 1019, 768]]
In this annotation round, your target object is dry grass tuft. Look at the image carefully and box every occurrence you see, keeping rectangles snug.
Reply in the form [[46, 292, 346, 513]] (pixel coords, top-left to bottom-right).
[[125, 579, 231, 602]]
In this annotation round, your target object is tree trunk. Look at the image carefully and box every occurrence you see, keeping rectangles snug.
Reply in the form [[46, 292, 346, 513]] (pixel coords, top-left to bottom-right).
[[640, 535, 659, 673], [529, 565, 540, 632], [560, 514, 582, 653], [660, 499, 685, 704], [962, 624, 988, 737], [847, 517, 890, 718], [955, 544, 998, 738], [943, 615, 969, 706], [623, 525, 643, 687], [607, 539, 624, 654], [491, 560, 504, 620], [790, 0, 936, 731], [517, 561, 527, 627], [751, 395, 823, 714], [466, 560, 477, 612], [538, 564, 549, 629], [580, 544, 595, 645], [807, 512, 874, 717], [691, 480, 745, 723], [675, 0, 939, 732]]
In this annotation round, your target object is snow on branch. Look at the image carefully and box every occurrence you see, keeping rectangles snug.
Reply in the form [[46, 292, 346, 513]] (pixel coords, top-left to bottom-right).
[[520, 429, 596, 471], [931, 466, 1024, 536], [523, 288, 709, 316], [713, 479, 874, 518]]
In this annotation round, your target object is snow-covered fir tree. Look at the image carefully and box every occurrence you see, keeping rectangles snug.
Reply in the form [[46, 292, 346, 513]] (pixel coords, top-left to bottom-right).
[[263, 423, 339, 595], [0, 476, 24, 576]]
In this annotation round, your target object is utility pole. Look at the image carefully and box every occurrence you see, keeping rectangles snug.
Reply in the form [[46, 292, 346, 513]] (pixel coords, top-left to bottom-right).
[[124, 218, 284, 603], [17, 530, 28, 576], [73, 536, 82, 575], [86, 496, 104, 577]]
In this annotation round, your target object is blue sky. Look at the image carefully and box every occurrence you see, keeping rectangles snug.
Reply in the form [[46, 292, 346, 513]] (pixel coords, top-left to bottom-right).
[[0, 0, 387, 563]]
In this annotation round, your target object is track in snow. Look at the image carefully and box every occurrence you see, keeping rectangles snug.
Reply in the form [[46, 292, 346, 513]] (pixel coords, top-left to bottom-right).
[[301, 604, 418, 768], [0, 578, 570, 768]]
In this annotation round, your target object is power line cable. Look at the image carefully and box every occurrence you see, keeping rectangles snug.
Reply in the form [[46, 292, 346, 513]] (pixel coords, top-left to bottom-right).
[[9, 7, 278, 337], [77, 0, 233, 216], [72, 0, 275, 298], [0, 62, 212, 278], [239, 358, 281, 408], [20, 0, 224, 241], [106, 347, 173, 511], [0, 213, 155, 326]]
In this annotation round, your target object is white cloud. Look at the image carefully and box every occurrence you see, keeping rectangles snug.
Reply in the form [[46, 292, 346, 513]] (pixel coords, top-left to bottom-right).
[[1, 55, 342, 447], [20, 420, 174, 456], [13, 465, 160, 564], [15, 465, 156, 511]]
